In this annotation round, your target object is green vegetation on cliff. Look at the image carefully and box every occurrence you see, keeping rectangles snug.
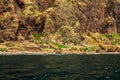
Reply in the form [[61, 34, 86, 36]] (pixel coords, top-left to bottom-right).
[[0, 0, 120, 53]]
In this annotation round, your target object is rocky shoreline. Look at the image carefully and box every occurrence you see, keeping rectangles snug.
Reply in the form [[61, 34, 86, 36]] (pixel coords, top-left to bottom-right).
[[0, 51, 120, 55], [0, 0, 120, 54]]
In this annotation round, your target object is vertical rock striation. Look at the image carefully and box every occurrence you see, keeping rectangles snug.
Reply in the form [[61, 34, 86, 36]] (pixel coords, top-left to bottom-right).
[[0, 0, 119, 44]]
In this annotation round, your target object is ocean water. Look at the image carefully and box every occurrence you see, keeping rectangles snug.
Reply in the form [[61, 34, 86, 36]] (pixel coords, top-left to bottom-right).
[[0, 54, 120, 80]]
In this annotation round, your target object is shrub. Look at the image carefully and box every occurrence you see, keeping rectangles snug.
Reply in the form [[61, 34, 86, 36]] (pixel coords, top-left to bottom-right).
[[80, 46, 96, 52], [32, 33, 42, 41], [0, 47, 8, 52], [104, 34, 120, 39]]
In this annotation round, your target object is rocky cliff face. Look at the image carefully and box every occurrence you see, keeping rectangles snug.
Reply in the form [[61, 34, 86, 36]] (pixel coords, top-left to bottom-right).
[[0, 0, 119, 44]]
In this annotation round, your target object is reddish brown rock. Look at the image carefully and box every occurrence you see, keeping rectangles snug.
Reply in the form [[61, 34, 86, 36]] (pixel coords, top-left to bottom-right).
[[0, 0, 119, 44]]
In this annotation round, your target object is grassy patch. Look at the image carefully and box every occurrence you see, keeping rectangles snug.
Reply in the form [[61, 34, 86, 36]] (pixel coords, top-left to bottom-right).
[[111, 39, 120, 45], [80, 46, 96, 52], [104, 34, 120, 39], [32, 33, 42, 41], [0, 48, 8, 52], [47, 40, 68, 49], [103, 34, 120, 45]]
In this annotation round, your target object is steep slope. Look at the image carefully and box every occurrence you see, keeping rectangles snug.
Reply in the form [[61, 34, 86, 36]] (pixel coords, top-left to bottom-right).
[[0, 0, 119, 46]]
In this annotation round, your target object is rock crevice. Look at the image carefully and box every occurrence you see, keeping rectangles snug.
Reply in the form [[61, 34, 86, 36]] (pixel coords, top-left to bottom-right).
[[0, 0, 119, 43]]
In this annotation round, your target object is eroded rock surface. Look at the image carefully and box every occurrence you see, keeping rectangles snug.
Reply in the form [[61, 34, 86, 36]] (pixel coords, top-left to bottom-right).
[[0, 0, 120, 44]]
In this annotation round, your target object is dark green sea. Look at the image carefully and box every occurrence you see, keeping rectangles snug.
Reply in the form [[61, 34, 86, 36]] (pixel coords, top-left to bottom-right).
[[0, 54, 120, 80]]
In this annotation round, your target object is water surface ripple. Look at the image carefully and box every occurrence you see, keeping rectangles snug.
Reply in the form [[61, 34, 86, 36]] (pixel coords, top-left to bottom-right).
[[0, 54, 120, 80]]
